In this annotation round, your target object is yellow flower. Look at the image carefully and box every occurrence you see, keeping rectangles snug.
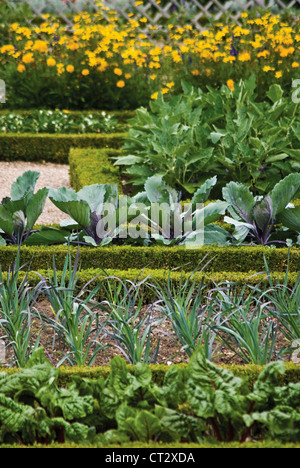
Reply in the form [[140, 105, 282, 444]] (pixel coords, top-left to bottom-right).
[[114, 68, 123, 76], [22, 53, 34, 64], [191, 70, 199, 76], [47, 57, 56, 67], [82, 69, 90, 76], [150, 74, 157, 80], [238, 51, 251, 61], [17, 64, 26, 73], [275, 71, 282, 78], [139, 17, 147, 23], [66, 64, 74, 73], [227, 79, 234, 91], [151, 92, 159, 99], [292, 62, 299, 68], [32, 40, 48, 53], [116, 80, 125, 88], [125, 73, 132, 79]]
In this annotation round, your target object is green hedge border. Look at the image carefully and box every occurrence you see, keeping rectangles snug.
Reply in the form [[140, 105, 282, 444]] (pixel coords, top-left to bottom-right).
[[0, 132, 127, 164], [1, 244, 300, 273], [2, 265, 300, 304], [69, 147, 122, 191], [1, 359, 299, 389]]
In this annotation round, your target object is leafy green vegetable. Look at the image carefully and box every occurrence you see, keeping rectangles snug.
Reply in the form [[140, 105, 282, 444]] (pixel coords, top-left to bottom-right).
[[223, 173, 300, 245], [0, 171, 48, 245]]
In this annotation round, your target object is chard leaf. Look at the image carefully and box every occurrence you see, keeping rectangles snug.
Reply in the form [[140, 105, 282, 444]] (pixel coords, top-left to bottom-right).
[[186, 347, 248, 419], [122, 409, 161, 442]]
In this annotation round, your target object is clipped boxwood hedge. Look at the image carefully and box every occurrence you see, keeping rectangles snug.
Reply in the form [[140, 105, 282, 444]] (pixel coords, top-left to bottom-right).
[[69, 147, 122, 191], [2, 265, 300, 305], [0, 132, 127, 164], [0, 244, 299, 273]]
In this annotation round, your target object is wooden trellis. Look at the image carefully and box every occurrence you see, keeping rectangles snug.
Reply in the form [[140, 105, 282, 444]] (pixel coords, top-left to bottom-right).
[[10, 0, 300, 30]]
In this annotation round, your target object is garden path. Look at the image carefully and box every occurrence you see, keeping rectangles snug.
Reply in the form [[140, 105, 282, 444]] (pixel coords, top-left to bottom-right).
[[0, 161, 71, 225]]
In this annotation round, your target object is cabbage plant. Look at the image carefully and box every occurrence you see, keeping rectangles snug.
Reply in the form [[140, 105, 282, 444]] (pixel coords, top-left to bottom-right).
[[223, 173, 300, 245], [0, 171, 48, 245], [130, 174, 229, 246], [48, 183, 121, 246]]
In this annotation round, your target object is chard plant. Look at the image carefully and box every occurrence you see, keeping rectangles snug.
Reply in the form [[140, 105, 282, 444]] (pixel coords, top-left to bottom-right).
[[0, 170, 48, 246], [0, 347, 300, 445]]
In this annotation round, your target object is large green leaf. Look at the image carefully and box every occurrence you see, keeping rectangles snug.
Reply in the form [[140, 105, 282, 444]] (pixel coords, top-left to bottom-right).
[[276, 206, 300, 232], [25, 187, 49, 231], [191, 176, 217, 205], [49, 187, 91, 228], [222, 181, 255, 223], [78, 183, 118, 213], [270, 173, 300, 216], [10, 170, 40, 201], [144, 175, 178, 204], [24, 227, 71, 245], [50, 199, 91, 228], [0, 205, 14, 235], [266, 84, 283, 104]]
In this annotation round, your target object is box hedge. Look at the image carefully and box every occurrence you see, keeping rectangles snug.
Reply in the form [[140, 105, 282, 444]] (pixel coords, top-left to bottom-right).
[[69, 147, 122, 191], [0, 244, 299, 274], [0, 132, 127, 164]]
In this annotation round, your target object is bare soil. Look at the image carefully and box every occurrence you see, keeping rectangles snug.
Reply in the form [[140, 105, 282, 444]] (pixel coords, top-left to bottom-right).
[[0, 297, 293, 369]]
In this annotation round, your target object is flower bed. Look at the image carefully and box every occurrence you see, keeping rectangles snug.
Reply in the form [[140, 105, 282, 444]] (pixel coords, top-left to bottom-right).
[[0, 2, 300, 450]]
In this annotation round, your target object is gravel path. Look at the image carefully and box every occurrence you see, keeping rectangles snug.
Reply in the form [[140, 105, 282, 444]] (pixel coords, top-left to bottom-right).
[[0, 161, 71, 225]]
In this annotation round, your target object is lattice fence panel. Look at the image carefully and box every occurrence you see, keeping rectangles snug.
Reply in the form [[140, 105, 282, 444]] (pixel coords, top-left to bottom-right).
[[7, 0, 300, 30]]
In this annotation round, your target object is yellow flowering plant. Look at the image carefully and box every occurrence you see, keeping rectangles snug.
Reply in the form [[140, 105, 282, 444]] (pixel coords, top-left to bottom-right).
[[1, 4, 300, 109]]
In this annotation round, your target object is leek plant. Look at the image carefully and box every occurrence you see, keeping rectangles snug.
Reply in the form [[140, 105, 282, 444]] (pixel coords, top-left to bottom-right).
[[37, 247, 108, 367], [99, 275, 163, 364], [0, 248, 43, 367]]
